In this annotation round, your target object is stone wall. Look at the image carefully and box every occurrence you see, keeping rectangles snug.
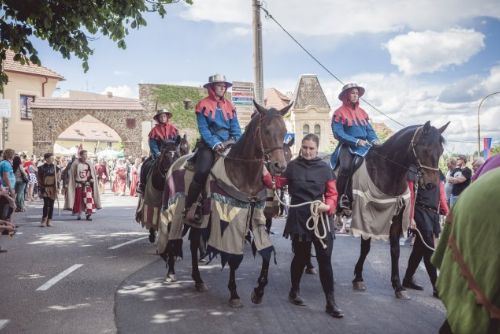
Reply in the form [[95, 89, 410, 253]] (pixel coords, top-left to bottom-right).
[[32, 108, 149, 158]]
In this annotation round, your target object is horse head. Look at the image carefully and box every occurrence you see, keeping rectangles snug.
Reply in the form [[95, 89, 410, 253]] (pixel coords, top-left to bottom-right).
[[253, 101, 292, 175], [410, 121, 449, 185], [158, 140, 180, 173], [179, 134, 190, 156]]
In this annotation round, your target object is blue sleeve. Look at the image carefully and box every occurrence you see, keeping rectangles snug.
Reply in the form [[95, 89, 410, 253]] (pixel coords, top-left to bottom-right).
[[332, 121, 359, 147], [366, 122, 379, 143], [149, 138, 161, 157], [229, 113, 242, 141], [197, 112, 221, 149]]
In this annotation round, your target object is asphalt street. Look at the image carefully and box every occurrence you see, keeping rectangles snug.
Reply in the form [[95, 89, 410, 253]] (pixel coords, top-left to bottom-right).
[[0, 192, 446, 334]]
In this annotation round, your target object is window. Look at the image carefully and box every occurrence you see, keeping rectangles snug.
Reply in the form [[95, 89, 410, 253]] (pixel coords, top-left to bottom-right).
[[303, 124, 310, 135], [314, 124, 321, 138], [20, 95, 35, 120]]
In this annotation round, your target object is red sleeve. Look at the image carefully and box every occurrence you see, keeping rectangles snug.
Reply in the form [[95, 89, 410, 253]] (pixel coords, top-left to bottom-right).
[[324, 180, 338, 216], [262, 173, 288, 189], [439, 181, 449, 216], [408, 181, 415, 221]]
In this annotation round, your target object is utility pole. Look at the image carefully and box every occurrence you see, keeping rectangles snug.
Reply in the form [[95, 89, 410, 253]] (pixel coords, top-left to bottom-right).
[[252, 0, 264, 105]]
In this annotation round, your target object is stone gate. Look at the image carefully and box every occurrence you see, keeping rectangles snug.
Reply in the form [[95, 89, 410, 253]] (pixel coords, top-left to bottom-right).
[[30, 97, 148, 157]]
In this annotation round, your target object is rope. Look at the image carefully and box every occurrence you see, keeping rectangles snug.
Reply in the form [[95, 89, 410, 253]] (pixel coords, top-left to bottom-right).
[[271, 180, 330, 249]]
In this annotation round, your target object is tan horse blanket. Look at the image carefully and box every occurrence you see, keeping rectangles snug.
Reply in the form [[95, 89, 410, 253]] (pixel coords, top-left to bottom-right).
[[351, 161, 410, 240], [135, 162, 163, 230]]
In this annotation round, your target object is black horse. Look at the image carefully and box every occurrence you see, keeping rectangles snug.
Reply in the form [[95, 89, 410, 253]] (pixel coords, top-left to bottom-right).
[[159, 101, 291, 308], [347, 121, 449, 299]]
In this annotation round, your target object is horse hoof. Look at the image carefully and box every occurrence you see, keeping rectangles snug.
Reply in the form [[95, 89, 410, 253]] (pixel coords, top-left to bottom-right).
[[148, 233, 156, 243], [251, 289, 263, 304], [164, 274, 176, 283], [352, 281, 367, 291], [395, 290, 411, 300], [229, 298, 243, 308], [195, 282, 208, 292]]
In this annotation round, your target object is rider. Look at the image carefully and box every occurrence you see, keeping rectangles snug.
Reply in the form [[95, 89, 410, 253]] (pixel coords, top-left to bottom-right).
[[330, 83, 379, 211], [138, 109, 179, 194], [184, 74, 241, 222]]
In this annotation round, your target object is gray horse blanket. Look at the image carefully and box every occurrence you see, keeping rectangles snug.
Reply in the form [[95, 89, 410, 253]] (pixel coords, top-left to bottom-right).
[[135, 163, 163, 230], [351, 161, 411, 240]]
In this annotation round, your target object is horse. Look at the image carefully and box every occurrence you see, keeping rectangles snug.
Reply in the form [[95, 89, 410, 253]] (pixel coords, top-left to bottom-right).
[[135, 140, 180, 242], [158, 101, 291, 308], [343, 121, 449, 299], [179, 134, 190, 156]]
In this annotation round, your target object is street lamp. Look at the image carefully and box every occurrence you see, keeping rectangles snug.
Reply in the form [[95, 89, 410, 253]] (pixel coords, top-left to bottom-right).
[[477, 91, 500, 157]]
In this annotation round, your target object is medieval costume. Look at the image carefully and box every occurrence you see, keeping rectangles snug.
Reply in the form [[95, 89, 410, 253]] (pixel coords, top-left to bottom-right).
[[184, 74, 241, 222], [138, 109, 179, 194], [65, 154, 101, 220], [330, 83, 379, 210], [37, 158, 60, 227], [112, 160, 127, 196], [95, 160, 109, 194], [432, 168, 500, 334], [263, 156, 343, 318], [403, 166, 449, 297]]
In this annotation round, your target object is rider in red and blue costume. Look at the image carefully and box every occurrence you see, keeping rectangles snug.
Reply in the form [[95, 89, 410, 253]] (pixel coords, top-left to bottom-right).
[[138, 109, 179, 193], [330, 83, 379, 210], [184, 74, 242, 222]]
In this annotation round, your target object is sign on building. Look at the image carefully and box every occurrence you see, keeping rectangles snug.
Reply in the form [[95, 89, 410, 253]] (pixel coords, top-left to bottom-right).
[[231, 81, 255, 128], [0, 99, 11, 118]]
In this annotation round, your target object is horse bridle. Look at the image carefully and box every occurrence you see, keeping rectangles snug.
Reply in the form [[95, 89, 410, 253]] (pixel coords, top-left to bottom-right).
[[409, 126, 440, 172], [256, 113, 285, 164]]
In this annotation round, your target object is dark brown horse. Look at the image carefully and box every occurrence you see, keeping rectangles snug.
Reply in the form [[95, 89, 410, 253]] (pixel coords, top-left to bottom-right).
[[179, 134, 190, 156], [348, 121, 448, 299], [160, 101, 292, 307]]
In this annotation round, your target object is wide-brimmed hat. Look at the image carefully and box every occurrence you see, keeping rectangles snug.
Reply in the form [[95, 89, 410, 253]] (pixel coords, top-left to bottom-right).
[[203, 74, 232, 89], [153, 108, 172, 121], [338, 83, 365, 101]]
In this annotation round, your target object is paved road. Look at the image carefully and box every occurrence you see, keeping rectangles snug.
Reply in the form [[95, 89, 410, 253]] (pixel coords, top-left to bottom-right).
[[0, 193, 446, 333]]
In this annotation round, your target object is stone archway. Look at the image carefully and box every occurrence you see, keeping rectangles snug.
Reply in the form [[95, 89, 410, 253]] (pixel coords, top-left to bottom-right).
[[30, 98, 148, 157]]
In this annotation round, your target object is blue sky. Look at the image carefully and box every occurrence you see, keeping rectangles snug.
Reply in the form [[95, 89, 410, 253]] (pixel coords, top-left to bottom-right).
[[33, 0, 500, 153]]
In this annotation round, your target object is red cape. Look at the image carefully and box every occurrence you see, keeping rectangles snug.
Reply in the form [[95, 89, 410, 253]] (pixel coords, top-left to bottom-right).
[[195, 86, 235, 120], [332, 95, 369, 126], [148, 122, 178, 140]]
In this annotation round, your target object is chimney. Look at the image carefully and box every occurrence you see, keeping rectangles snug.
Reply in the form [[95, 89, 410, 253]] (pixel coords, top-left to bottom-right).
[[107, 91, 113, 98]]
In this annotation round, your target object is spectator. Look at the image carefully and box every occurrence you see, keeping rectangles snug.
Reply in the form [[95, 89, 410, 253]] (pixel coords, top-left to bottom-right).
[[444, 157, 456, 205], [471, 154, 500, 181], [24, 155, 38, 201], [471, 157, 485, 176], [0, 149, 16, 199], [448, 155, 472, 207], [38, 153, 60, 227], [13, 155, 29, 212]]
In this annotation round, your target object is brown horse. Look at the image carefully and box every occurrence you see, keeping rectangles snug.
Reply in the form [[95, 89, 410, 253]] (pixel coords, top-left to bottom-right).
[[159, 101, 292, 307], [347, 121, 448, 299]]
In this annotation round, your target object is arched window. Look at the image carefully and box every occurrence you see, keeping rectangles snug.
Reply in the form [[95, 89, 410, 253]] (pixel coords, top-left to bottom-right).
[[303, 124, 310, 135], [314, 124, 321, 138]]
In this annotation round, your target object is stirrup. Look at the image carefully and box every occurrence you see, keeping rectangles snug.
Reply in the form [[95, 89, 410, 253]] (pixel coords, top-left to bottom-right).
[[339, 194, 351, 210]]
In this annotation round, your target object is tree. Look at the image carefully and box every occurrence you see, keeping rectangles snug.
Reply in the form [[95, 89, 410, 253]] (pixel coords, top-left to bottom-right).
[[0, 0, 192, 91]]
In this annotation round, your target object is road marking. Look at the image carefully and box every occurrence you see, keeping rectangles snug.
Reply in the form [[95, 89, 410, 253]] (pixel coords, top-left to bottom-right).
[[108, 236, 148, 250], [36, 264, 83, 291], [0, 320, 9, 330]]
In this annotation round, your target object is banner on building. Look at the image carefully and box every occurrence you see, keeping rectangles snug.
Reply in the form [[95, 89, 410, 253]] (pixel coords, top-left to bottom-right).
[[0, 99, 11, 118], [483, 137, 493, 159], [231, 82, 254, 107]]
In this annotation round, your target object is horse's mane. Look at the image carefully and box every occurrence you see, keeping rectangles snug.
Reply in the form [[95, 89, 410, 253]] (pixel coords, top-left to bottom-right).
[[383, 124, 445, 148]]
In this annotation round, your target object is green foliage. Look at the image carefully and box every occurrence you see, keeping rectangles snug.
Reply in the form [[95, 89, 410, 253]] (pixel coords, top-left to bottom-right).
[[0, 0, 192, 91], [152, 85, 205, 129], [491, 144, 500, 155]]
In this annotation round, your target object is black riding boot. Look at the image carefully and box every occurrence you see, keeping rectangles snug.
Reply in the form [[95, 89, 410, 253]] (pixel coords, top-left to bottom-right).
[[325, 292, 344, 318], [184, 180, 203, 223]]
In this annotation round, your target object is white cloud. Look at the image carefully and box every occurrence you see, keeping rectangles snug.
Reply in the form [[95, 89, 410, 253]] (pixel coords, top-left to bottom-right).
[[100, 85, 138, 98], [178, 0, 500, 36], [385, 29, 485, 75]]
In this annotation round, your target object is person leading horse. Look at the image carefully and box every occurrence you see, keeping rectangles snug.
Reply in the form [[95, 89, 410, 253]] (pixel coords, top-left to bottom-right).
[[330, 83, 380, 211]]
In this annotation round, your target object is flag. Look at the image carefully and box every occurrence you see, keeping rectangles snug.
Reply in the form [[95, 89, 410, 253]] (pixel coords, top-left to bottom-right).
[[483, 137, 492, 159]]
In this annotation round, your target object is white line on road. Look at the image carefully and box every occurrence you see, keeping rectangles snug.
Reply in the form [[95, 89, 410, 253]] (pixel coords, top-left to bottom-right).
[[108, 236, 148, 250], [36, 264, 83, 291], [0, 320, 10, 330]]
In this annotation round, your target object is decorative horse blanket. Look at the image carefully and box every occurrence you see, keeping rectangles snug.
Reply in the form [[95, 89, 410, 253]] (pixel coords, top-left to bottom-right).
[[135, 162, 163, 230], [351, 161, 410, 240], [158, 155, 274, 267]]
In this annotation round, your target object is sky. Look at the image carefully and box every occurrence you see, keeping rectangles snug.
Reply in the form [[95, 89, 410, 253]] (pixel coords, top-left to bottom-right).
[[32, 0, 500, 154]]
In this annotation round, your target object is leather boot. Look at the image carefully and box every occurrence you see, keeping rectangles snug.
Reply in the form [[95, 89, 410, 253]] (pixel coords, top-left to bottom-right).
[[46, 219, 52, 227], [184, 180, 203, 223], [325, 292, 344, 318], [288, 289, 306, 306], [40, 217, 47, 227], [432, 285, 439, 298], [403, 276, 424, 291]]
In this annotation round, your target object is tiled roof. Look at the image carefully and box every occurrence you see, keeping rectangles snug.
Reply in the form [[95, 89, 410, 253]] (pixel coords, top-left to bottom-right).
[[67, 90, 137, 101], [30, 97, 144, 111], [264, 88, 291, 110], [58, 115, 121, 141], [292, 74, 330, 109], [3, 50, 64, 80]]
